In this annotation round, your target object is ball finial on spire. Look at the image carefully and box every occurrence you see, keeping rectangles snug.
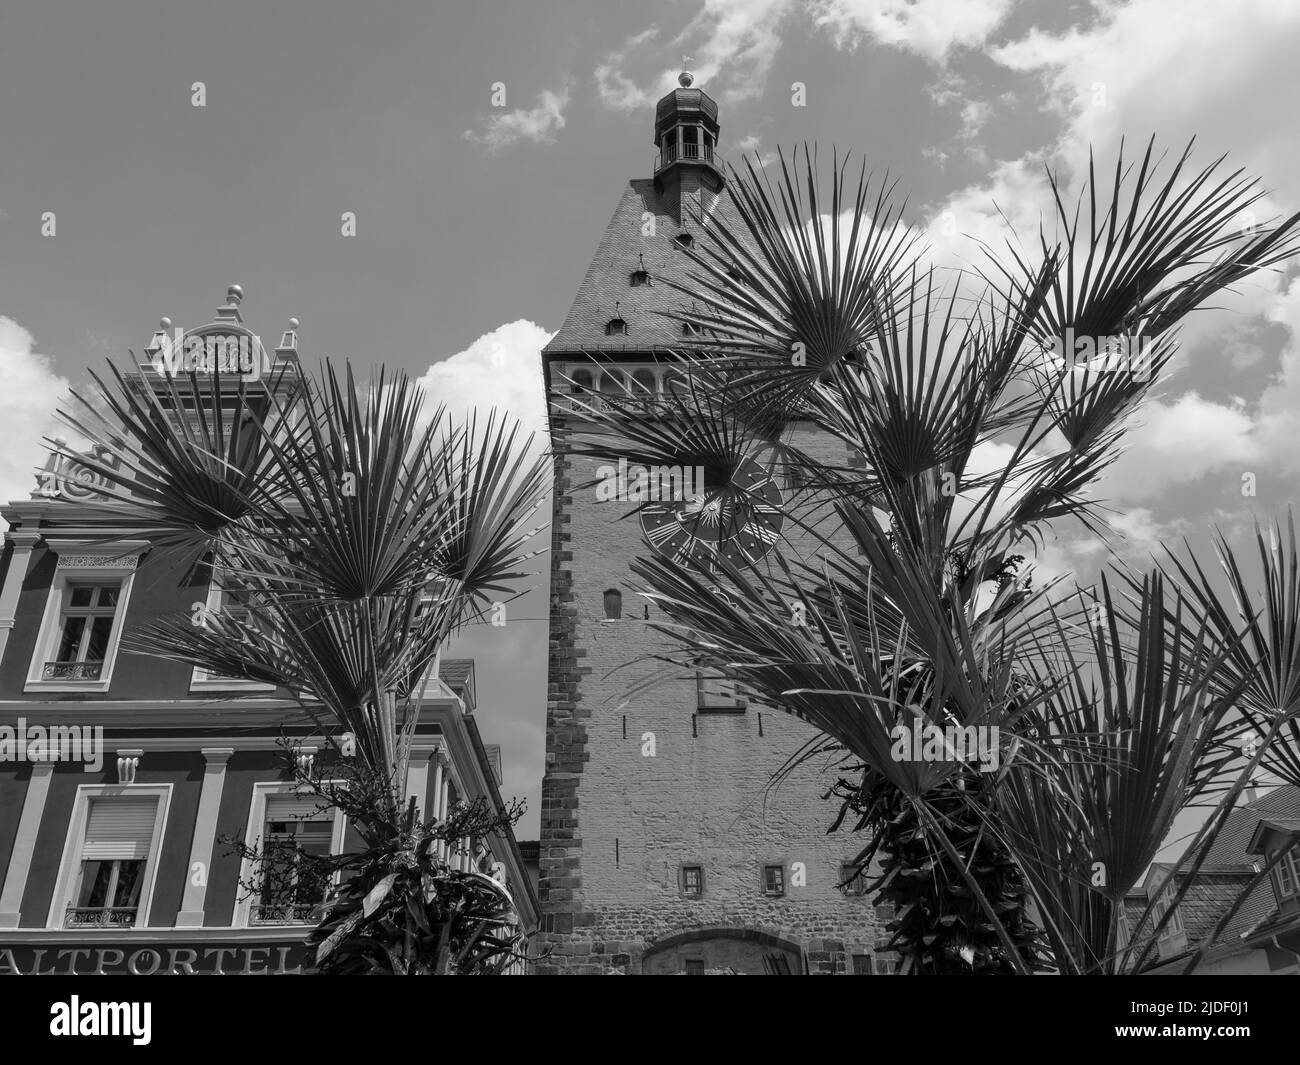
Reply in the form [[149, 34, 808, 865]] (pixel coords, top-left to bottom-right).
[[678, 71, 694, 88]]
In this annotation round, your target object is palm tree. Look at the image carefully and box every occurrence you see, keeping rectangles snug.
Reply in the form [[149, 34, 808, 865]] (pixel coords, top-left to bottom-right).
[[567, 139, 1300, 973], [51, 357, 548, 973]]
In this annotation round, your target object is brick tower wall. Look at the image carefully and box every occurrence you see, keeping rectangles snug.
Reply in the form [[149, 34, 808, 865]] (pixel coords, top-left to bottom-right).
[[538, 418, 895, 974]]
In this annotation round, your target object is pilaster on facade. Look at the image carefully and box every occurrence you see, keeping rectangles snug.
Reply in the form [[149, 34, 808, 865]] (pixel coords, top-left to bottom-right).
[[0, 758, 57, 928], [175, 748, 235, 928], [0, 530, 41, 666]]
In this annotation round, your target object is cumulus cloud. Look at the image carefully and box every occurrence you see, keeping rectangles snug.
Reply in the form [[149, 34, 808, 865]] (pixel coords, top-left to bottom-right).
[[415, 319, 553, 448], [593, 0, 1019, 116], [906, 1, 1300, 530], [595, 27, 673, 112], [1102, 393, 1258, 501], [595, 1, 795, 110], [990, 0, 1300, 183], [0, 317, 71, 528], [463, 87, 571, 152], [732, 132, 778, 167], [812, 0, 1017, 64], [982, 0, 1300, 343]]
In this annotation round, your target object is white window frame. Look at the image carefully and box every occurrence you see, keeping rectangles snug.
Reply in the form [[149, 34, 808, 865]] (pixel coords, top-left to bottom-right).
[[234, 782, 347, 928], [1275, 843, 1300, 899], [47, 783, 173, 930], [189, 579, 276, 692], [25, 541, 147, 693], [697, 671, 748, 712]]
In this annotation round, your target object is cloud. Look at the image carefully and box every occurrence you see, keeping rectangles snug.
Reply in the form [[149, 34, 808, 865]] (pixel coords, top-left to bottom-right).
[[596, 1, 796, 110], [812, 0, 1018, 63], [415, 319, 553, 447], [907, 1, 1300, 533], [594, 0, 1019, 116], [595, 27, 669, 112], [983, 0, 1300, 341], [1102, 392, 1258, 502], [732, 132, 778, 167], [417, 319, 557, 839], [990, 0, 1300, 184], [463, 87, 571, 152], [0, 317, 71, 528]]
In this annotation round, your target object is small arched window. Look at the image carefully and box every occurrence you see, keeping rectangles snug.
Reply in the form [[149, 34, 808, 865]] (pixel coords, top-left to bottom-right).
[[674, 233, 695, 250], [630, 255, 652, 287], [682, 320, 702, 337], [570, 368, 593, 394], [605, 318, 628, 336], [603, 589, 622, 620]]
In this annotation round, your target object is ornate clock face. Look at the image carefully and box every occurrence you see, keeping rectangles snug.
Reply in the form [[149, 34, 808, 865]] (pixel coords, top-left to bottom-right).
[[638, 455, 785, 568]]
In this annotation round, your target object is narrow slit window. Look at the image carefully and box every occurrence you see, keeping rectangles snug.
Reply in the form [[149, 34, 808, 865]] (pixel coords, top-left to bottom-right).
[[602, 589, 622, 621]]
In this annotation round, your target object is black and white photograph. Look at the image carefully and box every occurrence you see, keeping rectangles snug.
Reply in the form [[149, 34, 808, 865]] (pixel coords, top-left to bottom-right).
[[0, 0, 1297, 1041]]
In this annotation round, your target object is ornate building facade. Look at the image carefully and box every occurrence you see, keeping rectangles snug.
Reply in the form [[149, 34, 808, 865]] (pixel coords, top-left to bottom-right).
[[536, 76, 892, 974], [0, 287, 536, 975]]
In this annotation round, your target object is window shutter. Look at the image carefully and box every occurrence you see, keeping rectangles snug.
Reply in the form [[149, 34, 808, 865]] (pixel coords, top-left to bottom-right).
[[265, 793, 331, 824], [82, 797, 158, 860]]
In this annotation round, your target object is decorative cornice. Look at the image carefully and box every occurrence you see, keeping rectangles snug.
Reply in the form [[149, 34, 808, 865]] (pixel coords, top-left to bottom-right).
[[56, 554, 142, 571], [46, 537, 150, 571]]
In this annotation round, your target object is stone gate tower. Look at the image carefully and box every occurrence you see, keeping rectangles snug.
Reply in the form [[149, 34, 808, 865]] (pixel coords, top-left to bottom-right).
[[537, 74, 891, 975]]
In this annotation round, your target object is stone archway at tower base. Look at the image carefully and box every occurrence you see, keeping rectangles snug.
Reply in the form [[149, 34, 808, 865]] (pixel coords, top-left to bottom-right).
[[640, 926, 805, 974]]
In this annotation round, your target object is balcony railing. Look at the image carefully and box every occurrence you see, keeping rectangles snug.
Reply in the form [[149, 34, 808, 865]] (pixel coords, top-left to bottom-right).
[[655, 142, 722, 173], [65, 906, 137, 928], [555, 394, 615, 415], [43, 660, 104, 681], [251, 903, 318, 925]]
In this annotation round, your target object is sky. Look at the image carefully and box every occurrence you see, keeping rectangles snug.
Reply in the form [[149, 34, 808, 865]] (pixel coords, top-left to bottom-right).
[[3, 0, 1300, 839]]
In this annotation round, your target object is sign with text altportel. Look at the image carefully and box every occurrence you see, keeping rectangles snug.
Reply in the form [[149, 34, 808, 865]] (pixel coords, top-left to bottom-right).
[[0, 940, 311, 975], [150, 325, 272, 383]]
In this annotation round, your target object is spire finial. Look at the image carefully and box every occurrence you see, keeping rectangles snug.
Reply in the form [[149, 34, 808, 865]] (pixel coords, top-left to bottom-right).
[[216, 283, 245, 324], [678, 69, 694, 88]]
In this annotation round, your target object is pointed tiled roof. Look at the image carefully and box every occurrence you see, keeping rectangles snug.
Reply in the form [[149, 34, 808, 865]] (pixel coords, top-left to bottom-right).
[[1205, 786, 1300, 866], [543, 176, 759, 356], [1178, 786, 1300, 942]]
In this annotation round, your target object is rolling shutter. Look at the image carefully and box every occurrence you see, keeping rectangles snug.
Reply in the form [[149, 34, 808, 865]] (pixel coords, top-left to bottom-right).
[[265, 793, 331, 824], [82, 797, 158, 860]]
